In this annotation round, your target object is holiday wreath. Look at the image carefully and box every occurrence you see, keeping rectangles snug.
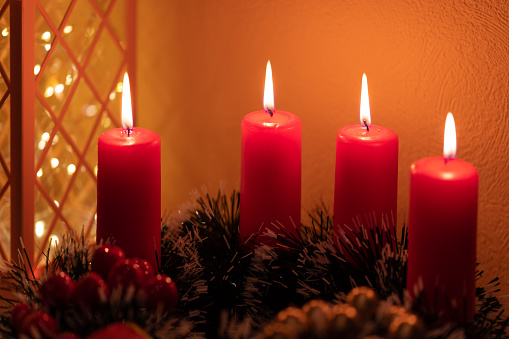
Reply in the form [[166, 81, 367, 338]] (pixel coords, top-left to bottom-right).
[[0, 190, 507, 338]]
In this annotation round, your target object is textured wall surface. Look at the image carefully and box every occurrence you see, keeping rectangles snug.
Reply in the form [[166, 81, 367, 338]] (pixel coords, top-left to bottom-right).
[[137, 1, 509, 294]]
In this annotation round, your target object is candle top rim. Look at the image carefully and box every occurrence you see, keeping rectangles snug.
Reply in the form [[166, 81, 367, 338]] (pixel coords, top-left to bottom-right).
[[338, 124, 397, 143], [99, 127, 161, 147], [242, 110, 301, 129], [411, 156, 478, 181]]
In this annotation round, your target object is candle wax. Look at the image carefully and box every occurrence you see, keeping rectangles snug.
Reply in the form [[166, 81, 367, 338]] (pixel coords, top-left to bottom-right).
[[97, 128, 161, 269], [407, 156, 478, 323], [240, 110, 301, 243]]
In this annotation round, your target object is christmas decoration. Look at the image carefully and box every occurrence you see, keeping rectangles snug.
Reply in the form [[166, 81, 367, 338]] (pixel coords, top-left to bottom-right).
[[0, 189, 507, 338], [91, 244, 126, 280]]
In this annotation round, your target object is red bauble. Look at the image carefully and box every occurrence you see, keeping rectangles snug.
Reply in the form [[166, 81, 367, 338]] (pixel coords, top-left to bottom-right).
[[91, 244, 126, 280], [143, 274, 179, 314], [108, 259, 146, 293], [131, 257, 155, 278], [71, 272, 110, 310], [19, 311, 58, 339], [10, 302, 33, 333], [39, 271, 76, 309]]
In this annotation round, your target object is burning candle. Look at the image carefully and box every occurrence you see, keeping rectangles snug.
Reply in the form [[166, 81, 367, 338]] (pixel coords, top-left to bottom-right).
[[240, 61, 302, 243], [333, 74, 398, 245], [97, 73, 161, 269], [407, 113, 478, 323]]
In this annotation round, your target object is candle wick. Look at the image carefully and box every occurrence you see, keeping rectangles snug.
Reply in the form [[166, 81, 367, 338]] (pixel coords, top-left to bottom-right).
[[126, 127, 132, 136], [363, 120, 370, 132], [266, 108, 274, 117]]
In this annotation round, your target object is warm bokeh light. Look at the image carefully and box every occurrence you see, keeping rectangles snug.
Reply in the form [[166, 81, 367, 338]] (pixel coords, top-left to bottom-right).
[[35, 221, 44, 237], [443, 112, 457, 160], [44, 87, 54, 98], [1, 28, 8, 36], [263, 61, 275, 116], [36, 169, 43, 177], [41, 31, 51, 41], [63, 25, 73, 34], [359, 73, 371, 129], [34, 64, 41, 75], [50, 158, 59, 168], [121, 72, 133, 131], [67, 164, 76, 175], [55, 84, 64, 94]]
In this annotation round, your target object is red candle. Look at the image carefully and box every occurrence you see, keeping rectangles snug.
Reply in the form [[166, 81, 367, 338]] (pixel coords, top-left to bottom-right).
[[333, 74, 398, 245], [97, 73, 161, 269], [240, 61, 302, 243], [407, 113, 478, 323]]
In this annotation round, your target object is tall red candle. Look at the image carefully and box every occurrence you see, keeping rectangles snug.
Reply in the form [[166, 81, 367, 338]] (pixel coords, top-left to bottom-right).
[[407, 113, 478, 323], [333, 74, 398, 244], [97, 73, 161, 269], [240, 61, 301, 243]]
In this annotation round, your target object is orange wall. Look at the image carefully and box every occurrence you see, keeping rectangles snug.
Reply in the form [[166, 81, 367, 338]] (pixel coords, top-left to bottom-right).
[[137, 0, 509, 292]]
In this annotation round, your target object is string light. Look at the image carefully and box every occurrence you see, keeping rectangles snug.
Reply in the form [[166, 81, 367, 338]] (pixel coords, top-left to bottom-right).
[[36, 169, 43, 177], [44, 87, 54, 98], [1, 28, 8, 37], [34, 64, 41, 75], [63, 25, 73, 34], [67, 164, 76, 175], [42, 132, 50, 142], [41, 31, 51, 41], [44, 44, 51, 51], [50, 158, 59, 168], [55, 84, 64, 94], [35, 221, 44, 237]]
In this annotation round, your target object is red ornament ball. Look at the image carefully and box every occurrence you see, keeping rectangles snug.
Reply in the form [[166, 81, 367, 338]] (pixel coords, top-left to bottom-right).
[[131, 257, 155, 278], [19, 311, 58, 339], [108, 259, 146, 293], [39, 271, 76, 309], [71, 272, 110, 310], [143, 274, 179, 314], [10, 302, 33, 333], [91, 244, 126, 280]]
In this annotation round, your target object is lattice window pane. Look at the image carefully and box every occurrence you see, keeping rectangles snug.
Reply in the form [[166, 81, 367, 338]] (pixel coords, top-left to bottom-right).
[[32, 0, 131, 261], [0, 0, 10, 260]]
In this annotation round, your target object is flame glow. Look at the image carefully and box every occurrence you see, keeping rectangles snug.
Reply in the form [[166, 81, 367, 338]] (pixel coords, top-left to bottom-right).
[[263, 61, 275, 116], [359, 74, 371, 129], [121, 72, 133, 131], [443, 112, 457, 160]]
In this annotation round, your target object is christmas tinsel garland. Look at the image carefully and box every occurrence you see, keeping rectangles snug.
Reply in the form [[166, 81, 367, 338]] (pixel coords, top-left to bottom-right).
[[1, 189, 508, 338]]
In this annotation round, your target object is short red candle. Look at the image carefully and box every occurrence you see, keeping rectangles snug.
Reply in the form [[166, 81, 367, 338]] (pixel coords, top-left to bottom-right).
[[97, 74, 161, 269], [240, 61, 301, 242], [407, 113, 478, 323], [333, 74, 398, 242]]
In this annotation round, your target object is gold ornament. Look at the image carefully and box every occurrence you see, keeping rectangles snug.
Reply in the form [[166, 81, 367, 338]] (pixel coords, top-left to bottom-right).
[[346, 286, 379, 319]]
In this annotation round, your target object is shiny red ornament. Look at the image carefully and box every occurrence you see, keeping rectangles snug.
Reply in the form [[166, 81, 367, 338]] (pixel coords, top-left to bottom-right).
[[143, 274, 179, 313], [19, 311, 58, 339], [71, 272, 110, 310], [131, 257, 155, 278], [39, 271, 76, 309], [10, 302, 33, 333], [108, 259, 146, 292], [91, 244, 126, 280]]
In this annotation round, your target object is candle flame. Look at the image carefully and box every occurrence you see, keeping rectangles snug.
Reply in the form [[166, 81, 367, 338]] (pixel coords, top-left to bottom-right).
[[360, 73, 371, 129], [443, 112, 457, 160], [121, 72, 133, 132], [263, 61, 275, 117]]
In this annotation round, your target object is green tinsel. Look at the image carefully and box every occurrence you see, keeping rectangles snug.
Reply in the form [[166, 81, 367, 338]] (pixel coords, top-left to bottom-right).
[[0, 189, 507, 338]]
